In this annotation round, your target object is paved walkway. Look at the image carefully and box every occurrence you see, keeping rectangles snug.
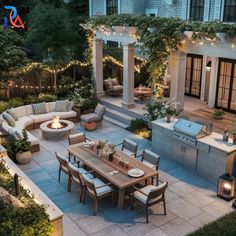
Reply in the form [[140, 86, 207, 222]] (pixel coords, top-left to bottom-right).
[[19, 121, 234, 236]]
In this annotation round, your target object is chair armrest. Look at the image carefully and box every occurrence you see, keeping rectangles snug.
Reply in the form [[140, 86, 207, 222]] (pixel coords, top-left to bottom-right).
[[137, 154, 142, 158], [132, 186, 148, 197], [95, 183, 112, 189], [85, 137, 91, 142], [115, 142, 123, 147]]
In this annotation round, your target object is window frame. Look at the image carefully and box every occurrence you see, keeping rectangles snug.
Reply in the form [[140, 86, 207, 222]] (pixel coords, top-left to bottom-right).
[[189, 0, 205, 21], [107, 0, 118, 15], [223, 0, 236, 22]]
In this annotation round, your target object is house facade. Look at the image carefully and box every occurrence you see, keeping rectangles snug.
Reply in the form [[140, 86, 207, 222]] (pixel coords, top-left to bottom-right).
[[90, 0, 236, 113]]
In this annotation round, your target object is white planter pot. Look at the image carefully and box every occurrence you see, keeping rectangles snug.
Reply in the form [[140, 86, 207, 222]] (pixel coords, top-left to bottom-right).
[[16, 151, 32, 164]]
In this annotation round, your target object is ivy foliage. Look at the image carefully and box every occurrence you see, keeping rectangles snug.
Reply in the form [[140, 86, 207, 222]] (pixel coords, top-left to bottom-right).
[[88, 14, 236, 91]]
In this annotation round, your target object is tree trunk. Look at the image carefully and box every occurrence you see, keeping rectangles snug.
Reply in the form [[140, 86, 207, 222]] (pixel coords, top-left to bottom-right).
[[53, 71, 57, 92]]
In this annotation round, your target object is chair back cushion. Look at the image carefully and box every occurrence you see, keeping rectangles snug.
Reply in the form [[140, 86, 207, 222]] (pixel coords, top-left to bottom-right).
[[32, 102, 47, 115], [123, 139, 138, 156], [67, 101, 74, 111], [94, 103, 105, 118], [2, 112, 15, 127], [111, 78, 120, 86], [148, 182, 167, 203], [68, 133, 86, 145], [55, 152, 68, 172], [7, 109, 18, 121], [143, 150, 160, 168], [82, 173, 97, 196], [104, 79, 113, 90]]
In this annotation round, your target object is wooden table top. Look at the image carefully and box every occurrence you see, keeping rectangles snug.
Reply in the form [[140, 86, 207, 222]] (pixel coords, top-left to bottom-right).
[[67, 144, 158, 189]]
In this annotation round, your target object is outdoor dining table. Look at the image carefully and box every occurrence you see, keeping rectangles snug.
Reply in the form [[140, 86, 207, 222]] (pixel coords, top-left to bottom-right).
[[67, 144, 158, 209]]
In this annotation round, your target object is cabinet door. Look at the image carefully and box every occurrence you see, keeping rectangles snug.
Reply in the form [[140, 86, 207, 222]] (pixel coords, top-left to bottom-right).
[[171, 141, 184, 163], [183, 144, 198, 170]]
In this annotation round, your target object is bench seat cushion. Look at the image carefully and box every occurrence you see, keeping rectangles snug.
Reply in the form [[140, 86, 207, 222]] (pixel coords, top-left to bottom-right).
[[81, 113, 100, 122], [51, 110, 76, 119], [15, 116, 33, 129], [29, 113, 54, 123]]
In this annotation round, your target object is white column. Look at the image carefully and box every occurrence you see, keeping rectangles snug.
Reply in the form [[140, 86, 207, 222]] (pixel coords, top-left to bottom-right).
[[121, 43, 135, 109], [169, 52, 187, 110], [89, 0, 93, 17], [93, 39, 104, 98], [208, 57, 219, 108], [214, 0, 223, 20], [200, 55, 208, 101], [203, 0, 210, 21], [181, 0, 188, 20]]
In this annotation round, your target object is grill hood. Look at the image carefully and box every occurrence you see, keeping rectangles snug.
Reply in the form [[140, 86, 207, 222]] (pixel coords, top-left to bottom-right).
[[174, 119, 210, 139]]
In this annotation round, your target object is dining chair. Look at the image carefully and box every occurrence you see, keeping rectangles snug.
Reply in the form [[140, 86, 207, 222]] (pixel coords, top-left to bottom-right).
[[55, 152, 70, 191], [82, 171, 115, 215], [68, 132, 90, 162], [131, 179, 168, 223], [67, 162, 91, 202], [140, 150, 160, 171], [116, 139, 138, 158]]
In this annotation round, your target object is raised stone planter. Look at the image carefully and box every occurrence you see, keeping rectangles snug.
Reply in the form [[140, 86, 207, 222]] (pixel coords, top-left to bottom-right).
[[3, 156, 64, 236]]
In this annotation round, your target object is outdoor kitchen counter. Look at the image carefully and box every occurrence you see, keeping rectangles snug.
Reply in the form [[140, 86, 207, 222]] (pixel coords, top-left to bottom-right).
[[152, 118, 236, 182]]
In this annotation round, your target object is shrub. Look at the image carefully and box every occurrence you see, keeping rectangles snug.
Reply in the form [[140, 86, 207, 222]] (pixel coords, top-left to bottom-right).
[[0, 101, 8, 114], [80, 98, 98, 113], [38, 93, 57, 102], [128, 119, 151, 139], [7, 98, 24, 108]]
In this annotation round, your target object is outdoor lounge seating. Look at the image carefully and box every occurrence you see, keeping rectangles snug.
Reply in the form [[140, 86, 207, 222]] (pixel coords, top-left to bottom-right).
[[116, 138, 138, 158], [80, 103, 106, 127], [131, 179, 168, 223], [104, 78, 123, 96], [82, 171, 114, 215], [0, 100, 77, 152]]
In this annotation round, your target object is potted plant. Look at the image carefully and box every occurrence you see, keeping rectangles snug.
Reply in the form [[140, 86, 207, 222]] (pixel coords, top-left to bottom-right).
[[15, 130, 32, 164], [96, 140, 106, 157], [213, 109, 225, 120], [163, 98, 180, 123]]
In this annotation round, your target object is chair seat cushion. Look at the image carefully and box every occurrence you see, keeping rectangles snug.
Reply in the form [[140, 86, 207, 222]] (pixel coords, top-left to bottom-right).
[[134, 184, 164, 204], [29, 113, 54, 123], [15, 116, 33, 129], [142, 160, 156, 169], [112, 85, 123, 91], [51, 110, 76, 119], [81, 113, 100, 122], [27, 131, 39, 145], [93, 178, 113, 197]]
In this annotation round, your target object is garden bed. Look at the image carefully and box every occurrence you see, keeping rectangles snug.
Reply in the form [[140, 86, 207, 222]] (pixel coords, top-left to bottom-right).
[[0, 157, 63, 236]]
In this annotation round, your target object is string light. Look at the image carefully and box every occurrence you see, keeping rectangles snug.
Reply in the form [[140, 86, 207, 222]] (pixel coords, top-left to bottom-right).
[[199, 41, 204, 46], [231, 44, 235, 48]]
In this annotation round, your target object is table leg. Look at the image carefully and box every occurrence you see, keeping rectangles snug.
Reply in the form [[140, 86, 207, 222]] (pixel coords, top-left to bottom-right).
[[118, 188, 125, 209]]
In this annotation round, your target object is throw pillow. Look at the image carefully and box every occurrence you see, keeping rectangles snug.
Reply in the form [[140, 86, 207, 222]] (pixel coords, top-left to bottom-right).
[[105, 78, 113, 88], [2, 112, 15, 127], [7, 108, 18, 121], [55, 100, 68, 112], [32, 102, 47, 115], [111, 78, 120, 86], [67, 101, 74, 111]]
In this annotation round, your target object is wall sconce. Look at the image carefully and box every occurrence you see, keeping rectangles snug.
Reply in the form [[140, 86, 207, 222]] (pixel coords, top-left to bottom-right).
[[217, 173, 235, 201], [205, 61, 212, 72]]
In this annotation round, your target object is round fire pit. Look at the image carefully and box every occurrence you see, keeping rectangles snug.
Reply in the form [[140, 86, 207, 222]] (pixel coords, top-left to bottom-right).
[[40, 119, 75, 140]]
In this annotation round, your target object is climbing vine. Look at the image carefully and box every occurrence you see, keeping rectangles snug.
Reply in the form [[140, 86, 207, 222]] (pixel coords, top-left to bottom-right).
[[88, 14, 236, 95]]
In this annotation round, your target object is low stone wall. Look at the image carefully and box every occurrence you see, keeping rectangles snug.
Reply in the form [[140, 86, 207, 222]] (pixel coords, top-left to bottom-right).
[[3, 156, 64, 236]]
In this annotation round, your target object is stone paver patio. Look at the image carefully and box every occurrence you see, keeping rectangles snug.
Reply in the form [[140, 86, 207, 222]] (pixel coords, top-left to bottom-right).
[[18, 121, 234, 236]]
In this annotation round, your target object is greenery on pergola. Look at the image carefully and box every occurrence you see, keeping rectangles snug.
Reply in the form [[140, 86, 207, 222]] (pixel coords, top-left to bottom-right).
[[89, 14, 236, 94]]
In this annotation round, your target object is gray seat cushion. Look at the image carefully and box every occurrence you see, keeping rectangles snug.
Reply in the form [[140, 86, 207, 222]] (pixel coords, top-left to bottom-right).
[[94, 104, 105, 118], [81, 113, 100, 122]]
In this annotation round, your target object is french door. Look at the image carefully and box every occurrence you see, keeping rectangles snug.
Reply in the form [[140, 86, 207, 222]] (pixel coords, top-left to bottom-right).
[[216, 58, 236, 113], [185, 54, 203, 98]]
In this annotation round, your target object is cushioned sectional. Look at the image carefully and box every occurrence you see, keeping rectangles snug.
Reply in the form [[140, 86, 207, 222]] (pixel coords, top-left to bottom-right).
[[0, 100, 77, 152]]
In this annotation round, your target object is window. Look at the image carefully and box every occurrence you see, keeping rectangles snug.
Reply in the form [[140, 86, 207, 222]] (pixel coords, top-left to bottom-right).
[[223, 0, 236, 22], [107, 0, 118, 15], [189, 0, 204, 21]]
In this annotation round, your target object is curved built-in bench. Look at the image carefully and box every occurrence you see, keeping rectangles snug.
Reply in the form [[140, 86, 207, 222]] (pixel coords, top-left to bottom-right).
[[0, 101, 78, 152]]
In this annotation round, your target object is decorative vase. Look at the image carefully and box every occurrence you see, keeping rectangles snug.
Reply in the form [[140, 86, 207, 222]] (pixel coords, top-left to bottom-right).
[[166, 114, 171, 123], [98, 149, 104, 158], [16, 151, 32, 164]]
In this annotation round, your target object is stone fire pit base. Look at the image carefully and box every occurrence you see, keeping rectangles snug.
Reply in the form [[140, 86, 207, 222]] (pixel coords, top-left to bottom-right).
[[40, 119, 75, 140]]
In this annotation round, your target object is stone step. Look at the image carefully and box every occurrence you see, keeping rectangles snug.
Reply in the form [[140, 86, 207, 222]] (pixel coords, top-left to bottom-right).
[[105, 107, 133, 126], [103, 116, 129, 129], [100, 99, 147, 121]]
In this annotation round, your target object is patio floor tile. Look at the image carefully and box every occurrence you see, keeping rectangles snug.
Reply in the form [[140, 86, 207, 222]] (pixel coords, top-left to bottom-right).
[[160, 217, 196, 236], [167, 166, 195, 180], [92, 225, 128, 236], [167, 198, 203, 221], [188, 212, 216, 229], [75, 213, 115, 235], [63, 215, 87, 236], [143, 227, 168, 236], [168, 181, 196, 196]]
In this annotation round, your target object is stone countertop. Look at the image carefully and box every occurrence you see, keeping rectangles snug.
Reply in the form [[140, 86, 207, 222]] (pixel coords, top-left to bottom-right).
[[198, 133, 236, 154], [152, 118, 236, 154]]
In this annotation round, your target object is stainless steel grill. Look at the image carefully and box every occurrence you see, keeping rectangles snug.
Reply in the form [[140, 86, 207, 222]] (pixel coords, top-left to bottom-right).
[[173, 119, 211, 146]]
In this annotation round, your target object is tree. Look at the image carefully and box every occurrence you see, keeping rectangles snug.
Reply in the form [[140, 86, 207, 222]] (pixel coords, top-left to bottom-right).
[[0, 27, 29, 92], [26, 2, 74, 91]]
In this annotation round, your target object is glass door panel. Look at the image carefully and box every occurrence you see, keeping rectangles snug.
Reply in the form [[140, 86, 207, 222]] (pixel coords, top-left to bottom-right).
[[230, 66, 236, 111]]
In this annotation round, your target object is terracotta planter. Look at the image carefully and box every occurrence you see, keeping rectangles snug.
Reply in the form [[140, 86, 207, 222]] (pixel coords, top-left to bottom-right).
[[84, 122, 97, 131], [166, 114, 171, 123], [16, 151, 32, 164]]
